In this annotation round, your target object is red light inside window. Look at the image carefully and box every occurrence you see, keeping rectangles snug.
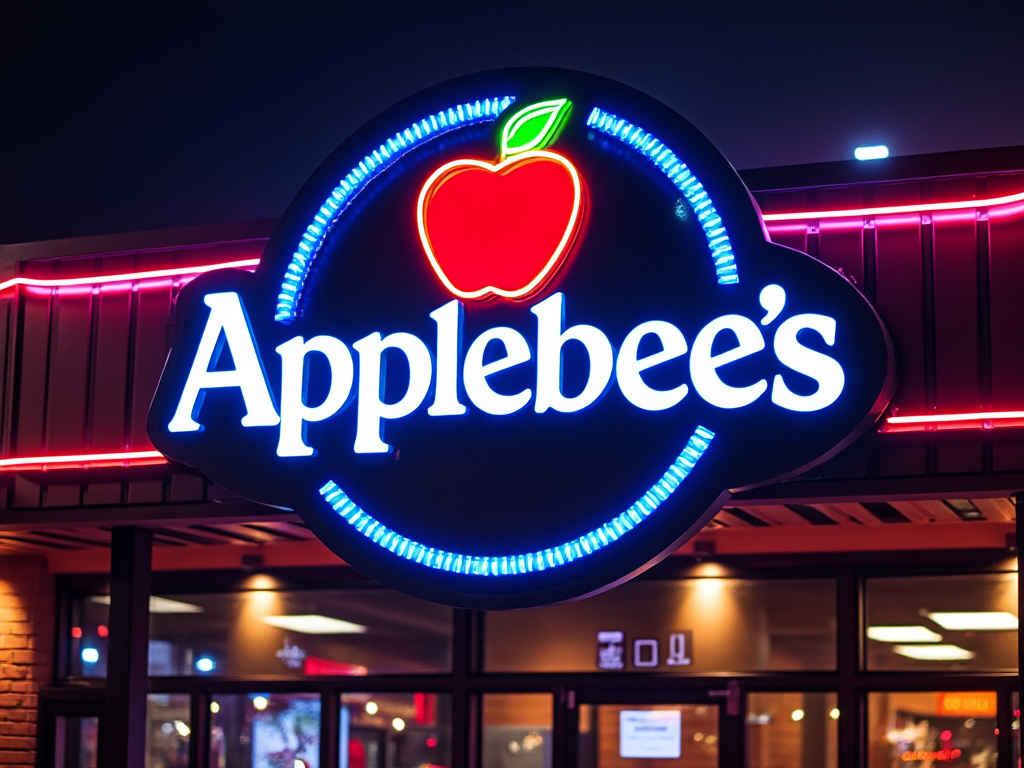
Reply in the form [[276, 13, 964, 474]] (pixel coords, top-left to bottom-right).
[[97, 625, 109, 638], [940, 730, 952, 741], [426, 737, 437, 748], [71, 626, 82, 639]]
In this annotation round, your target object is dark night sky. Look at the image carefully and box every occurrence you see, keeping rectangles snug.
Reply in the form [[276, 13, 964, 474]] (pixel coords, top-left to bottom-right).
[[2, 2, 1022, 244]]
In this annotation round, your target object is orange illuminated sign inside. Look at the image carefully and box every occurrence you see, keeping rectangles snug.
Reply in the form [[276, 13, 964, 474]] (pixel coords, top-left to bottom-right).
[[936, 691, 997, 718]]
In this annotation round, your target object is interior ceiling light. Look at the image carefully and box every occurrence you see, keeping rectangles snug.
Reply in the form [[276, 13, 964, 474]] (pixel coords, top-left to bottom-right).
[[91, 595, 203, 613], [867, 625, 942, 643], [261, 614, 368, 635], [854, 145, 889, 161], [927, 611, 1018, 631], [894, 644, 975, 661]]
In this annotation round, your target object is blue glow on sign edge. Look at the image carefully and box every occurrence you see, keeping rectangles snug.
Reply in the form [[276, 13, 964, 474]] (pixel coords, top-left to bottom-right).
[[585, 107, 738, 285], [275, 97, 517, 323], [318, 425, 714, 577]]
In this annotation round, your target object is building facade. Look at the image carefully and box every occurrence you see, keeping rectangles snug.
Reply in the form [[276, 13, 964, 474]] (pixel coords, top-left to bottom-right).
[[0, 147, 1021, 768]]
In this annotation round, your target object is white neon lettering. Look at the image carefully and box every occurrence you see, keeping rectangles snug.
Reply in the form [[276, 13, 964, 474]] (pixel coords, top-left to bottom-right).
[[352, 332, 432, 454], [616, 321, 689, 411], [167, 292, 279, 432], [427, 300, 466, 416], [771, 314, 845, 411], [463, 327, 532, 415], [689, 315, 767, 409], [532, 293, 613, 414], [276, 336, 354, 457]]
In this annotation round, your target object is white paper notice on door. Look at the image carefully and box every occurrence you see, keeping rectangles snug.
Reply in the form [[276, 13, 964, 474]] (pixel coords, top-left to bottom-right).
[[619, 709, 682, 759]]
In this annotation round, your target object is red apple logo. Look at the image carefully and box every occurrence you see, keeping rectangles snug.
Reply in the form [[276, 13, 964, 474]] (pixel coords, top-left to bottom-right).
[[417, 99, 583, 300]]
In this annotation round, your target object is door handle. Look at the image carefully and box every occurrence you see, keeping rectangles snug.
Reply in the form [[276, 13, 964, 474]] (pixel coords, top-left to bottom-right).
[[708, 680, 740, 716]]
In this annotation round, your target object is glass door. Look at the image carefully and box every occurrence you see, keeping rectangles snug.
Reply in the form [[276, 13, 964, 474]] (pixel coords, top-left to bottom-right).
[[571, 686, 740, 768]]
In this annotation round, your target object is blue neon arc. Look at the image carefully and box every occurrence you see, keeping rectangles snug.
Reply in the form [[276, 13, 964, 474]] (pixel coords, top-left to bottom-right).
[[319, 426, 714, 577], [585, 108, 739, 285], [275, 97, 516, 323]]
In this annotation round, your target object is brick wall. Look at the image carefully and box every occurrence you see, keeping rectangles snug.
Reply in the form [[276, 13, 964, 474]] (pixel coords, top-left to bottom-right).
[[0, 555, 54, 768]]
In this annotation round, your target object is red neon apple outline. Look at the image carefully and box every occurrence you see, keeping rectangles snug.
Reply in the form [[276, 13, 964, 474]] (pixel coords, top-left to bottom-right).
[[416, 99, 583, 300]]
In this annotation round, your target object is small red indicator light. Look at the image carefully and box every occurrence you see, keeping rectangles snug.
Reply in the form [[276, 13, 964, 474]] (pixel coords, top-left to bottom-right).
[[426, 738, 437, 748], [71, 626, 82, 639], [97, 625, 109, 638], [940, 730, 952, 741]]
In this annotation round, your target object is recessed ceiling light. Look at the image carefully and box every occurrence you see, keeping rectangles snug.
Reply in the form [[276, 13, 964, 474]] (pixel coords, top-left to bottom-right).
[[262, 614, 367, 635], [927, 611, 1018, 631], [867, 625, 942, 643], [91, 595, 203, 613], [894, 644, 975, 661], [854, 145, 889, 161]]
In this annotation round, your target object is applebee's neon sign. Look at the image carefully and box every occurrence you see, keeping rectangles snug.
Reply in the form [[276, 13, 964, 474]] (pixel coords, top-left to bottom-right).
[[149, 69, 894, 608], [167, 286, 844, 456]]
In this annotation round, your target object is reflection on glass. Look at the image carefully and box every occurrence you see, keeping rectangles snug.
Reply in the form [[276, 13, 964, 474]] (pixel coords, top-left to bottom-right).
[[747, 692, 837, 768], [482, 693, 552, 768], [486, 578, 836, 672], [868, 692, 998, 768], [210, 693, 320, 768], [69, 586, 453, 678], [339, 692, 451, 768], [865, 574, 1018, 671], [147, 694, 190, 767], [52, 716, 98, 768], [577, 704, 717, 767]]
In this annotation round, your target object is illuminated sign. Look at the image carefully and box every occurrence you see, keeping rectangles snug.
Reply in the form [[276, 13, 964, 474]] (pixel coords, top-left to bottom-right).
[[149, 69, 894, 608]]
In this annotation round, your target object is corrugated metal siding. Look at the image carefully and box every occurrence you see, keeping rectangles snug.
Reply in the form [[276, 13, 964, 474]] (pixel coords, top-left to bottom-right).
[[756, 169, 1024, 496]]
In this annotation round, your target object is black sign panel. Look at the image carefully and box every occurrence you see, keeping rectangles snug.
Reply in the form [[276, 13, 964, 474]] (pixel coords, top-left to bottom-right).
[[148, 69, 894, 608]]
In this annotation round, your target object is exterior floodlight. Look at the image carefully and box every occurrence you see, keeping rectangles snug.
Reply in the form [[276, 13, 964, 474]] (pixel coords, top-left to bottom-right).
[[854, 145, 889, 161]]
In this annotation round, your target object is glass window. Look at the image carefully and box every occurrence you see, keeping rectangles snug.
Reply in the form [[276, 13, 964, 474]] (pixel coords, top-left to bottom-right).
[[340, 692, 452, 768], [52, 716, 99, 768], [147, 694, 190, 767], [865, 573, 1017, 671], [746, 692, 838, 768], [486, 577, 835, 672], [69, 585, 453, 678], [867, 691, 998, 768], [482, 693, 552, 768], [210, 693, 320, 768]]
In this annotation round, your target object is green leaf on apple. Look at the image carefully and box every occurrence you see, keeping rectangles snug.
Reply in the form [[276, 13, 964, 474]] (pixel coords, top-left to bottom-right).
[[499, 98, 572, 159]]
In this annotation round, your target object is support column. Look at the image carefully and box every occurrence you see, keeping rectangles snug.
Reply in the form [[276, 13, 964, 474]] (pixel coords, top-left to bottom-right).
[[102, 526, 152, 768], [1017, 493, 1023, 766]]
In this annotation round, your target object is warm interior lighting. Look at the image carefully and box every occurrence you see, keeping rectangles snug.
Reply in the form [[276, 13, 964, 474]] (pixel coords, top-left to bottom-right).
[[829, 708, 840, 720], [173, 721, 190, 737], [854, 145, 889, 161], [762, 189, 1024, 222], [927, 611, 1018, 631], [867, 625, 942, 643], [0, 449, 167, 471], [91, 598, 204, 618], [261, 614, 368, 635], [392, 717, 406, 732], [91, 595, 203, 614], [894, 644, 976, 661], [210, 701, 220, 714], [252, 695, 269, 711], [365, 701, 379, 715], [791, 709, 805, 722]]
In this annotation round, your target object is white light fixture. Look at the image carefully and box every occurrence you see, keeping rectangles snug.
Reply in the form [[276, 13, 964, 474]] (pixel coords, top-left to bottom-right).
[[365, 701, 379, 715], [210, 701, 220, 714], [81, 647, 100, 664], [392, 717, 406, 732], [927, 611, 1018, 631], [262, 614, 367, 635], [90, 595, 203, 614], [894, 644, 975, 661], [854, 145, 889, 161], [829, 708, 840, 720], [791, 709, 805, 722], [195, 656, 215, 673], [174, 721, 191, 738], [252, 695, 269, 711], [867, 625, 942, 643]]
